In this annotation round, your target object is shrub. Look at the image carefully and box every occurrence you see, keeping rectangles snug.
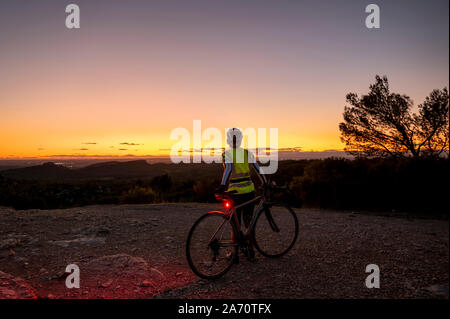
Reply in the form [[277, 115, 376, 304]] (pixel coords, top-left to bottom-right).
[[193, 178, 219, 202], [119, 186, 158, 204]]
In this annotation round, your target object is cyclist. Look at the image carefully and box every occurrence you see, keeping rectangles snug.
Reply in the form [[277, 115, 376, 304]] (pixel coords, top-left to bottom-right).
[[216, 128, 267, 262]]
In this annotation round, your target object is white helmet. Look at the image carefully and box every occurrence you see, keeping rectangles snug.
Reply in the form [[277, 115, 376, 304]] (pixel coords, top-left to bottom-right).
[[226, 128, 243, 148]]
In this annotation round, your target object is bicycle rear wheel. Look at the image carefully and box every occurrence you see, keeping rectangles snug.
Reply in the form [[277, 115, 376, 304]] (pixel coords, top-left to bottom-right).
[[186, 212, 238, 279], [254, 203, 298, 258]]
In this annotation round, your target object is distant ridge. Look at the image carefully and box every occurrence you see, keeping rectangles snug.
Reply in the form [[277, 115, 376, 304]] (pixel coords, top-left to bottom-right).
[[81, 159, 149, 169], [77, 160, 155, 179], [0, 162, 74, 180], [0, 157, 356, 182], [0, 160, 163, 181]]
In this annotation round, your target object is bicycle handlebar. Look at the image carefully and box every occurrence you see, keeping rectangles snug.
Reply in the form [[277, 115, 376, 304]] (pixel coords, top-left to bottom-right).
[[260, 181, 289, 191]]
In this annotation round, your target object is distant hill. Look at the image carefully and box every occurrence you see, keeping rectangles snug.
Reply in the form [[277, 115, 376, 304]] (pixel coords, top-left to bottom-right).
[[0, 162, 75, 180], [77, 160, 157, 179], [0, 159, 314, 183], [0, 166, 22, 172], [0, 160, 159, 181], [0, 159, 222, 181]]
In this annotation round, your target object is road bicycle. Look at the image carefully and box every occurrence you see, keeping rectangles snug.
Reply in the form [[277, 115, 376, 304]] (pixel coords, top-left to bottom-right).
[[186, 183, 299, 279]]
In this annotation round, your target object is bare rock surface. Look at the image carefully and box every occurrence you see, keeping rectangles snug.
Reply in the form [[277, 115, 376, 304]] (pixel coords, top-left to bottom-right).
[[58, 254, 166, 298], [0, 204, 448, 299], [0, 270, 37, 299]]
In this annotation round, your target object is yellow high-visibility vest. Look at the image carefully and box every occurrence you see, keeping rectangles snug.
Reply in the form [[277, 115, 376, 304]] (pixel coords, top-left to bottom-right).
[[222, 148, 255, 194]]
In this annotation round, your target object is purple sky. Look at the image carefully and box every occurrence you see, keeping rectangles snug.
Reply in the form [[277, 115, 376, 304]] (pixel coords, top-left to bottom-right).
[[0, 0, 448, 157]]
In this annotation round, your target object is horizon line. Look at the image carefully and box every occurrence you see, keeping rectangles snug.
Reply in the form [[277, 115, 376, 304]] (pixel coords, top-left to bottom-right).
[[0, 149, 349, 160]]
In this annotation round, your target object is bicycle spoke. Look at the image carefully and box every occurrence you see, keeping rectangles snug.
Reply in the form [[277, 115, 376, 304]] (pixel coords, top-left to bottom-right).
[[254, 204, 298, 258], [186, 213, 237, 279]]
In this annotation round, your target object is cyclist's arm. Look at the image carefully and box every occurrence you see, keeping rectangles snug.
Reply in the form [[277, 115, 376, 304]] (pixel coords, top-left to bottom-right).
[[246, 149, 267, 184], [252, 161, 267, 184], [221, 160, 232, 185]]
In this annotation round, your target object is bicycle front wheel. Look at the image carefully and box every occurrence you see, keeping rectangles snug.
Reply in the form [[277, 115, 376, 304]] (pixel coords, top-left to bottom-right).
[[254, 203, 299, 258], [186, 212, 238, 280]]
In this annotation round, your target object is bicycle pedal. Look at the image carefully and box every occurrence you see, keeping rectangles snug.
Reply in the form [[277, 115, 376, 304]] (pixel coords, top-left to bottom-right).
[[226, 252, 239, 264]]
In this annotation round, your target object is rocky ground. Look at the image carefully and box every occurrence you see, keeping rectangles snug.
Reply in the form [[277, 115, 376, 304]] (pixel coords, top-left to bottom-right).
[[0, 203, 448, 299]]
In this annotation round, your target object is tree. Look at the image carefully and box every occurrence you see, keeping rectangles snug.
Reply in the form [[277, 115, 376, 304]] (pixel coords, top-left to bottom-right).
[[339, 76, 449, 158]]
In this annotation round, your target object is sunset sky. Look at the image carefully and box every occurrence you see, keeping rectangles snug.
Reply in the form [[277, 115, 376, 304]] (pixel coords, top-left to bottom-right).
[[0, 0, 448, 158]]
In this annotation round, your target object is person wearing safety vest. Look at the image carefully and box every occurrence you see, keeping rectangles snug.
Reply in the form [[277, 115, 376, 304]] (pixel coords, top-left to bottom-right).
[[216, 128, 267, 262]]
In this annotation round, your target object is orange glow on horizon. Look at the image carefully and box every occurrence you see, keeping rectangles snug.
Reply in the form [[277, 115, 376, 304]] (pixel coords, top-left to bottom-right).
[[1, 2, 447, 159], [0, 130, 345, 159]]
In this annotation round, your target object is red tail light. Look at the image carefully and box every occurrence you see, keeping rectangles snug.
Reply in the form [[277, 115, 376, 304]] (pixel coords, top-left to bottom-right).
[[223, 201, 231, 209]]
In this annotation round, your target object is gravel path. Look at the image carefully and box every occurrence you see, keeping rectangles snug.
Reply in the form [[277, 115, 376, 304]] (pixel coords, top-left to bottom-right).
[[0, 204, 448, 299]]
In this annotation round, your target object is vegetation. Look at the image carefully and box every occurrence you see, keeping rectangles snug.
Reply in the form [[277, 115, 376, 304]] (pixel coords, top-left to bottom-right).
[[118, 186, 158, 204], [0, 158, 447, 217], [287, 157, 448, 213], [340, 76, 449, 158]]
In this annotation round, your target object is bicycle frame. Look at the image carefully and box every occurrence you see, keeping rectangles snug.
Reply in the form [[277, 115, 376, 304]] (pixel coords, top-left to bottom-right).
[[187, 184, 298, 280], [230, 195, 264, 237], [207, 195, 267, 248]]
